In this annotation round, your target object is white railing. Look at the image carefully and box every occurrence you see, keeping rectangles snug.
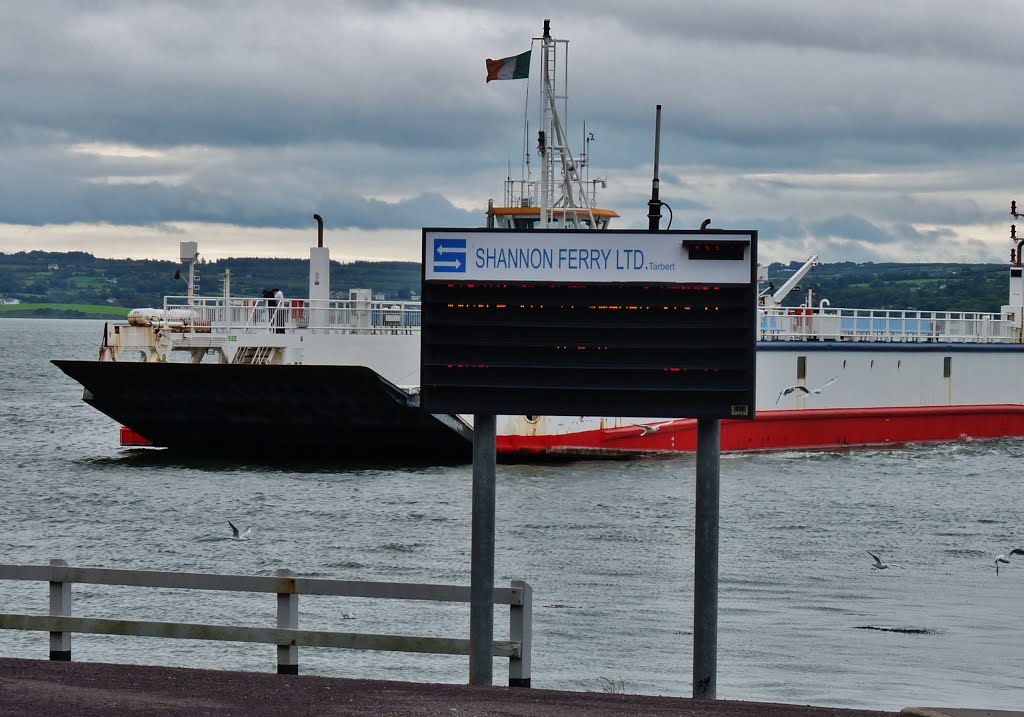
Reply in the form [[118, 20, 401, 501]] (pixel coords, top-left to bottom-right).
[[143, 296, 1022, 344], [759, 306, 1020, 343], [0, 559, 532, 685], [161, 297, 422, 335]]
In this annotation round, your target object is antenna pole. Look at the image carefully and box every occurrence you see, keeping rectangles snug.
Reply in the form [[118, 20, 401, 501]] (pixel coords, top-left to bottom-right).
[[648, 104, 663, 231], [539, 21, 551, 228]]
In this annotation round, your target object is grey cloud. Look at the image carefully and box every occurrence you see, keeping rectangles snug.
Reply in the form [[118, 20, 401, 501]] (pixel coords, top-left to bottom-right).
[[960, 237, 1004, 263], [890, 223, 957, 245], [0, 143, 481, 227], [815, 237, 889, 264], [740, 218, 810, 243], [810, 215, 892, 245], [5, 2, 1022, 160], [0, 180, 478, 228], [602, 0, 1024, 67], [0, 1, 1018, 262], [869, 196, 987, 228]]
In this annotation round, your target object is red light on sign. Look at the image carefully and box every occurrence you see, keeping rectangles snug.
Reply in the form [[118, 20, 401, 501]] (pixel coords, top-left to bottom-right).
[[683, 240, 747, 261]]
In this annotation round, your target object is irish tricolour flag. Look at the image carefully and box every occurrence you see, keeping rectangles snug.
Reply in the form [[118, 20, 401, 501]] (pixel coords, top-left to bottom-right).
[[485, 50, 531, 82]]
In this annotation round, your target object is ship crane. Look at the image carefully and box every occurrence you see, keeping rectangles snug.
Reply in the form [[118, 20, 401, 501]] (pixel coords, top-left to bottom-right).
[[760, 255, 818, 308]]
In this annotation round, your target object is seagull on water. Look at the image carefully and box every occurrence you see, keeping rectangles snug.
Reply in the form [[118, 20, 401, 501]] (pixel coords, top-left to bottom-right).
[[867, 551, 889, 570], [228, 521, 252, 541]]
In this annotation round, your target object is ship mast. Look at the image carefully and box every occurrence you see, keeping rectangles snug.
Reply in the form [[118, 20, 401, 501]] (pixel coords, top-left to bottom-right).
[[537, 20, 595, 229]]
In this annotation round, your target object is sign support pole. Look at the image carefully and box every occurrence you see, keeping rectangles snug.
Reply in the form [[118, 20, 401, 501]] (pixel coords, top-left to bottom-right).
[[469, 413, 497, 685], [692, 416, 720, 699]]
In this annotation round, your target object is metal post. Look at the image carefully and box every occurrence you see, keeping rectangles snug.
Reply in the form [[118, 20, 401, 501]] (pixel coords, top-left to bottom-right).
[[509, 580, 532, 687], [276, 568, 299, 675], [223, 268, 232, 332], [469, 413, 497, 685], [48, 558, 71, 661], [539, 21, 551, 229], [648, 104, 663, 230], [692, 417, 720, 698]]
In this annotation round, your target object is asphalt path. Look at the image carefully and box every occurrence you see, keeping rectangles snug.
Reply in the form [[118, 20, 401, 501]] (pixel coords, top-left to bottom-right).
[[0, 658, 903, 717]]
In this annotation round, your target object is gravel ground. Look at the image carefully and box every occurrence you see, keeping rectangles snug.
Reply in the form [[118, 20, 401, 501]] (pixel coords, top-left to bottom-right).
[[0, 658, 900, 717]]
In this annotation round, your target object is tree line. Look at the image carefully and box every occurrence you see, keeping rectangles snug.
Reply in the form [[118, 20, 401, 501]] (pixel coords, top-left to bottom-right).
[[773, 260, 1008, 312], [0, 251, 421, 310], [0, 250, 1012, 314]]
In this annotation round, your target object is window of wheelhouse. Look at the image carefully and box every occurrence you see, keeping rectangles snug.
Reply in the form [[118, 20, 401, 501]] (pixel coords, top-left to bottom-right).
[[558, 214, 609, 230]]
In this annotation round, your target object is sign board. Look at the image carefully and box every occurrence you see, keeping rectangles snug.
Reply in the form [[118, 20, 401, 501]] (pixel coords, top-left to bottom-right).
[[421, 228, 757, 418]]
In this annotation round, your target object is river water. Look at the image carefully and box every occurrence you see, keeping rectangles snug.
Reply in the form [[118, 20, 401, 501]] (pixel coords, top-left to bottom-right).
[[0, 318, 1021, 711]]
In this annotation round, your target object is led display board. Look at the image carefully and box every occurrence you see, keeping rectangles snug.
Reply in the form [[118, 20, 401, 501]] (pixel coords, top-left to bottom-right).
[[421, 228, 757, 418]]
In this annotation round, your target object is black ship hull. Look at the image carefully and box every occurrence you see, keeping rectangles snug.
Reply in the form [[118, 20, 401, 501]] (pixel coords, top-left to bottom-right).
[[52, 361, 472, 462]]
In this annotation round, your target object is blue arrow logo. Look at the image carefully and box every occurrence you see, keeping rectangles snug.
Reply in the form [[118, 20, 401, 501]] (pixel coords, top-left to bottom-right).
[[433, 238, 467, 273]]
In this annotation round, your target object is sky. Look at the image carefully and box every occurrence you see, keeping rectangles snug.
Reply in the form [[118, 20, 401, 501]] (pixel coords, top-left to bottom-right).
[[1, 0, 1021, 266]]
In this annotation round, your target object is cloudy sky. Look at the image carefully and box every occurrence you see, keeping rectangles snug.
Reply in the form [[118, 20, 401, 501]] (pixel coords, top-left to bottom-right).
[[1, 0, 1020, 265]]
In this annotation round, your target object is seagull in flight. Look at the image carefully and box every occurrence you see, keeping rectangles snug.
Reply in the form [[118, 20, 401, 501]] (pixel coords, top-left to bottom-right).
[[867, 551, 889, 570], [228, 521, 252, 541], [635, 420, 675, 436], [811, 377, 838, 394], [776, 385, 810, 404], [995, 554, 1010, 575], [994, 547, 1024, 575], [775, 377, 839, 405]]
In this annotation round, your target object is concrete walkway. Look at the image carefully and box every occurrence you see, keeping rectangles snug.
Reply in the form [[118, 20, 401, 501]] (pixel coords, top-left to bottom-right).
[[0, 658, 905, 717], [2, 658, 1018, 717], [901, 710, 1024, 717]]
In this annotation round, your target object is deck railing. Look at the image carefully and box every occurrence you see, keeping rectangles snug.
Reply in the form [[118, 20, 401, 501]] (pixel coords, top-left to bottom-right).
[[759, 306, 1019, 343], [161, 296, 423, 335], [0, 559, 532, 686], [151, 295, 1023, 344]]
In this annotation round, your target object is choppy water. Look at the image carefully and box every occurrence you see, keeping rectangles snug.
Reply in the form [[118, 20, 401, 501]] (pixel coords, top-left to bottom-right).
[[1, 318, 1022, 711]]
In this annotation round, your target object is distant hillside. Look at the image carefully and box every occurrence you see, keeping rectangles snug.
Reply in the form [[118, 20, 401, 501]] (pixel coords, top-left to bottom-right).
[[0, 250, 1012, 314], [767, 260, 1008, 313], [0, 251, 420, 311]]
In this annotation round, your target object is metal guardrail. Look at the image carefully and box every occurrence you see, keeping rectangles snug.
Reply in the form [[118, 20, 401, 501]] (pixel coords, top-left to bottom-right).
[[162, 297, 423, 335], [148, 295, 1023, 344], [759, 306, 1019, 343], [0, 559, 532, 686]]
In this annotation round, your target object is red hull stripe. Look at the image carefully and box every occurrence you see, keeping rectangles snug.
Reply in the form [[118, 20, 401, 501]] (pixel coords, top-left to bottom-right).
[[496, 405, 1024, 457], [119, 426, 154, 447]]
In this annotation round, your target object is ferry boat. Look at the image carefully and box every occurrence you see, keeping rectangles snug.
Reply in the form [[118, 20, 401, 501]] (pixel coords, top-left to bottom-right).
[[53, 22, 1024, 461]]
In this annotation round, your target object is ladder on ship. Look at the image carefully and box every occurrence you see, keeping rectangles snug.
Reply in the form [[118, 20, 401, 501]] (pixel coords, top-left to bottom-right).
[[232, 346, 276, 365]]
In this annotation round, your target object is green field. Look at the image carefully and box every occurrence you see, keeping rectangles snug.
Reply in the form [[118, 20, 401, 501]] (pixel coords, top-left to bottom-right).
[[0, 303, 130, 319]]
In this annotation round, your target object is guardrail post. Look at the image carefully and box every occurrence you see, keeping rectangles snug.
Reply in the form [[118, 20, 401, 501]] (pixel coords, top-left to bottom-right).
[[469, 413, 497, 686], [508, 580, 532, 688], [48, 558, 71, 661], [276, 568, 298, 674], [692, 418, 720, 699]]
